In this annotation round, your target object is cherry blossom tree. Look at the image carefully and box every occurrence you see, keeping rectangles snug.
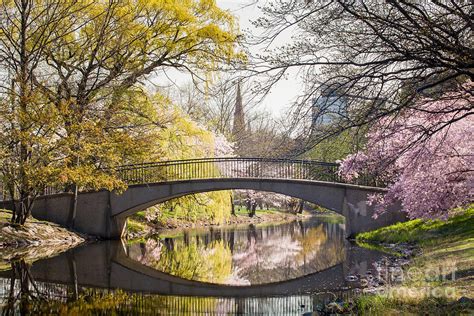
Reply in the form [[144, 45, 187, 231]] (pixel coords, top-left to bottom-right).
[[213, 133, 235, 157], [339, 83, 474, 219]]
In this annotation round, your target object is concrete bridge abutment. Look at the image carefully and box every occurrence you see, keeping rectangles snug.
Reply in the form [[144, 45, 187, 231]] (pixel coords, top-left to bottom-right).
[[29, 191, 126, 239]]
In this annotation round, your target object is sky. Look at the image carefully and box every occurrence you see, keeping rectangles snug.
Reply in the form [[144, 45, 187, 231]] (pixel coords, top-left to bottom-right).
[[152, 0, 302, 117], [217, 0, 302, 116]]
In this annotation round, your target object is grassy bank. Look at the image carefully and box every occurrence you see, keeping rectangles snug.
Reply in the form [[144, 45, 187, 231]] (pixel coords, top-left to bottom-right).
[[355, 205, 474, 314], [125, 208, 311, 238]]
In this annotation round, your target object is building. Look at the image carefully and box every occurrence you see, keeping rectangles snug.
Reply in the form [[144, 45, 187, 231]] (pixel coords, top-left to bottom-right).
[[232, 81, 246, 152], [311, 86, 346, 128]]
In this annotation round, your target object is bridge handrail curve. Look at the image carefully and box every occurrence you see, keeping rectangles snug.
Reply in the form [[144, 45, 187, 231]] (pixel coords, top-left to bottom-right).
[[113, 157, 339, 169], [0, 158, 380, 200]]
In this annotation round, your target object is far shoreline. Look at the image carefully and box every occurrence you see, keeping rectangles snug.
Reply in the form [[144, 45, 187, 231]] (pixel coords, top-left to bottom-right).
[[125, 209, 344, 240]]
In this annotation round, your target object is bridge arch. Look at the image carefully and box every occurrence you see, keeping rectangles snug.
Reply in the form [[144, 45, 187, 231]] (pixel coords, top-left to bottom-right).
[[1, 158, 406, 239], [110, 178, 380, 218], [106, 178, 404, 239]]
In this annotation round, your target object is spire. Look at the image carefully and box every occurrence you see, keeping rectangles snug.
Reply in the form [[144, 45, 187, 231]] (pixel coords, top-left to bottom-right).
[[232, 81, 245, 146]]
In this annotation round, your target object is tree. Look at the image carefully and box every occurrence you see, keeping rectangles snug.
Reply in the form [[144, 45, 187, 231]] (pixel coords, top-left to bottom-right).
[[240, 112, 297, 157], [37, 0, 242, 205], [173, 77, 295, 157], [141, 103, 236, 226], [302, 129, 366, 162], [339, 83, 473, 219], [0, 0, 242, 224], [251, 0, 473, 150], [0, 0, 88, 223], [172, 76, 259, 138]]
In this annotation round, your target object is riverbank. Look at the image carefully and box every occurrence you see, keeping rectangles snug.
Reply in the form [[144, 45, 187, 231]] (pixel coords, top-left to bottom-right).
[[352, 204, 474, 314], [0, 210, 89, 268], [125, 208, 317, 240]]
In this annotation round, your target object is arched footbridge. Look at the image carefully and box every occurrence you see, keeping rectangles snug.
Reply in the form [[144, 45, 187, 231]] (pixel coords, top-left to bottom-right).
[[0, 158, 406, 238]]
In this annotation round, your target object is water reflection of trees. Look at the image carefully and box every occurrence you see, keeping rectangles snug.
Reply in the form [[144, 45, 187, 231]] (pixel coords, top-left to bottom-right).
[[0, 265, 168, 314], [1, 260, 82, 315], [2, 260, 36, 315], [132, 239, 233, 284], [127, 220, 346, 285]]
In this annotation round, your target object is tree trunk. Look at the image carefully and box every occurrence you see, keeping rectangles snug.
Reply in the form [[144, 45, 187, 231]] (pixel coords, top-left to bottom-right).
[[230, 194, 235, 216], [13, 0, 32, 226], [68, 184, 78, 229], [250, 203, 256, 217], [298, 200, 304, 214]]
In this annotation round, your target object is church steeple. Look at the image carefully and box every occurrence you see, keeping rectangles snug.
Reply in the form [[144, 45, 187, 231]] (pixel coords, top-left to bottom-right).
[[232, 81, 245, 150]]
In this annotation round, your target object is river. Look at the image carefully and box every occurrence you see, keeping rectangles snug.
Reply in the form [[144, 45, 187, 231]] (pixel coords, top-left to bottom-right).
[[0, 216, 390, 314]]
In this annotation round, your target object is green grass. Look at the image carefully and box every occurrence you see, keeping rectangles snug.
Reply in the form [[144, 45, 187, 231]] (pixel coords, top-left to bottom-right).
[[356, 295, 473, 315], [357, 204, 474, 245], [0, 209, 48, 225], [126, 218, 147, 234], [232, 206, 287, 217], [356, 295, 391, 314], [0, 210, 12, 223], [356, 241, 404, 257], [355, 204, 474, 314], [133, 211, 147, 220]]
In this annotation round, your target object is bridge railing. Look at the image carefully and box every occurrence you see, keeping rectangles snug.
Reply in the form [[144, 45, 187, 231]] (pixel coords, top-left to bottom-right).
[[109, 157, 370, 186], [0, 158, 380, 201]]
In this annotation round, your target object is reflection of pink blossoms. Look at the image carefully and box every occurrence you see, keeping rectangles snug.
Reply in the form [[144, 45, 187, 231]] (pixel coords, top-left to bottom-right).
[[340, 83, 474, 219]]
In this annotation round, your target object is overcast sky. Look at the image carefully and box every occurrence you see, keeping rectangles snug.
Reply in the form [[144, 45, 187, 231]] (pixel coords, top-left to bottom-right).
[[217, 0, 301, 116], [152, 1, 301, 117]]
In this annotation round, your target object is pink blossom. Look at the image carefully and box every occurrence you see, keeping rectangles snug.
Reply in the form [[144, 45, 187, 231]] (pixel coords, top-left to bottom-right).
[[340, 82, 474, 219], [213, 132, 235, 157]]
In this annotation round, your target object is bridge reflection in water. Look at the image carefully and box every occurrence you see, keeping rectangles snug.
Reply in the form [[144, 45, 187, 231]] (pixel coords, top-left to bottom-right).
[[0, 277, 358, 315], [0, 219, 386, 314]]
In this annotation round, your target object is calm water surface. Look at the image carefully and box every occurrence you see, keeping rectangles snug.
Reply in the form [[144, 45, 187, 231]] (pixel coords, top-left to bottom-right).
[[127, 217, 347, 285], [0, 216, 388, 315]]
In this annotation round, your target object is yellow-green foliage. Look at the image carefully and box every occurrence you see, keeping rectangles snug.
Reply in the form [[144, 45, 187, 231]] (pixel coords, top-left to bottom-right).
[[126, 218, 148, 235], [26, 288, 226, 314], [304, 129, 365, 162], [0, 0, 242, 206], [52, 0, 243, 72], [155, 191, 231, 224], [153, 100, 216, 160], [142, 98, 232, 225], [146, 240, 232, 284]]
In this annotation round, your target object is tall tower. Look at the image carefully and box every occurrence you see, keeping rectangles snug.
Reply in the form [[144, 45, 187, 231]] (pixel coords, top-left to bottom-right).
[[232, 81, 246, 152]]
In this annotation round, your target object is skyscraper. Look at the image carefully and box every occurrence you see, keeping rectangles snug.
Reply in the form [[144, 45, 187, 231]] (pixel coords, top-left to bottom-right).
[[311, 86, 346, 128]]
